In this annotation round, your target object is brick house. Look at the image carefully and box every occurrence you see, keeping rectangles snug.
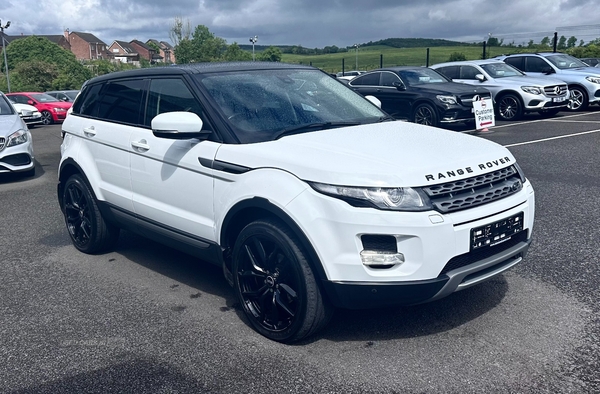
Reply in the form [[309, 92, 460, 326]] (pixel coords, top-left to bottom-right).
[[146, 39, 175, 64], [108, 40, 140, 65], [66, 30, 112, 60], [129, 39, 162, 63]]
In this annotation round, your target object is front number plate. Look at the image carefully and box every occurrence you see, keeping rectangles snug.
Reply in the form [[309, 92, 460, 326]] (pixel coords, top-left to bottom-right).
[[471, 212, 524, 250]]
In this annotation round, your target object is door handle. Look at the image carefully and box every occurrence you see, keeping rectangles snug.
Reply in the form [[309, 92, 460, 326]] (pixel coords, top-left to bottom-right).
[[131, 139, 150, 152], [83, 126, 96, 137]]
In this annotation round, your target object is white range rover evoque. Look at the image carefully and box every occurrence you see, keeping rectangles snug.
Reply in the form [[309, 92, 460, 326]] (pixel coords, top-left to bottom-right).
[[58, 62, 535, 342]]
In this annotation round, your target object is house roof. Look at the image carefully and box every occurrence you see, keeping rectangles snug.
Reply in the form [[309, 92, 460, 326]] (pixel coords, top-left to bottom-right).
[[71, 31, 107, 45], [112, 40, 138, 54], [130, 39, 152, 51]]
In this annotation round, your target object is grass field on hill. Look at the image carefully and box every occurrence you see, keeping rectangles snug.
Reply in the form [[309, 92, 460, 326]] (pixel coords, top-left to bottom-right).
[[281, 44, 510, 73]]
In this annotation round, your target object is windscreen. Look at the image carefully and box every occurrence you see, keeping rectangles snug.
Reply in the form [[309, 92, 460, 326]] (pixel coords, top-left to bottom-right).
[[195, 69, 386, 143]]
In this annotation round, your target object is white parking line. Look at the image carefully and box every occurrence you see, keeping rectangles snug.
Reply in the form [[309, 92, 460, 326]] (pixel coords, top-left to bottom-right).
[[493, 111, 598, 130], [504, 129, 600, 147]]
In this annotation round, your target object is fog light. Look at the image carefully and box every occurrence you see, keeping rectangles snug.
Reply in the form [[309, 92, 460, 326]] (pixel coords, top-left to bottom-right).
[[360, 250, 405, 267]]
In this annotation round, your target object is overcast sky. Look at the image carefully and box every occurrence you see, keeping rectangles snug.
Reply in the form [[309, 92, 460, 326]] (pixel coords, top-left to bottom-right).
[[1, 0, 599, 48]]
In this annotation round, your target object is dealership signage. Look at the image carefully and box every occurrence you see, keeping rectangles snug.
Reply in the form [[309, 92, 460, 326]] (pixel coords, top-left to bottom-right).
[[473, 98, 495, 130]]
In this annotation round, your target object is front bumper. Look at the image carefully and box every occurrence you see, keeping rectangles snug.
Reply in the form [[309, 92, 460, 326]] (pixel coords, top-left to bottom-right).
[[285, 180, 535, 309]]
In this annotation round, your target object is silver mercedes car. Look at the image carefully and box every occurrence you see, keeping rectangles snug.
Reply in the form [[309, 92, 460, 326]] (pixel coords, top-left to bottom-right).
[[0, 91, 35, 177]]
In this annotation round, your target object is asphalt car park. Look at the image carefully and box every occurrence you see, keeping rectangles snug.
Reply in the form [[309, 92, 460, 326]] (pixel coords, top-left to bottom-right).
[[0, 108, 599, 392]]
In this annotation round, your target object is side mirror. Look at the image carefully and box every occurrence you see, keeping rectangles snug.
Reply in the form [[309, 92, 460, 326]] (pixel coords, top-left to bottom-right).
[[541, 67, 555, 75], [27, 100, 35, 105], [365, 95, 381, 108], [475, 74, 486, 82], [392, 81, 406, 91], [151, 111, 211, 140]]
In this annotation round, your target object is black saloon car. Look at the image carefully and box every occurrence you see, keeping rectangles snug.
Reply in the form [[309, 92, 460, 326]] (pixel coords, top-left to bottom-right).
[[348, 67, 492, 127]]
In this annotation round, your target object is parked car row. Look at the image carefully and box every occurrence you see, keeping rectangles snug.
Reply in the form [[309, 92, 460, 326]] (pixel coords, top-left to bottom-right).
[[339, 52, 600, 127]]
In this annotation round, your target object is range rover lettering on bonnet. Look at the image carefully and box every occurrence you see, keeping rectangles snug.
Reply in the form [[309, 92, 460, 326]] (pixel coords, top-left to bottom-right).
[[425, 157, 512, 181]]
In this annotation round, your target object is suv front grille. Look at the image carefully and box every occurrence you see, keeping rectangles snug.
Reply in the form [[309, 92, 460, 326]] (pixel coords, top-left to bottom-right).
[[422, 166, 523, 213], [544, 85, 568, 97], [459, 92, 492, 105]]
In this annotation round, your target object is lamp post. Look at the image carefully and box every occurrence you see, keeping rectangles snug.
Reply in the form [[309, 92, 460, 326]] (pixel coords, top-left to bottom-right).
[[249, 35, 258, 61], [353, 43, 359, 70], [0, 19, 10, 92]]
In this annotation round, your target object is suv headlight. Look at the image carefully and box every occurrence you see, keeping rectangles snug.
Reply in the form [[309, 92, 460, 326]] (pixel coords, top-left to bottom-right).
[[309, 182, 433, 211], [436, 95, 457, 105], [521, 86, 543, 95], [586, 76, 600, 84], [7, 129, 28, 147]]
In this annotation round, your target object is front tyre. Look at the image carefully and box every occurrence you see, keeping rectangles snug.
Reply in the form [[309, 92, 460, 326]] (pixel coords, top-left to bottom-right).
[[41, 110, 54, 125], [567, 86, 588, 111], [62, 174, 120, 254], [497, 94, 523, 121], [232, 219, 331, 343], [412, 103, 438, 127]]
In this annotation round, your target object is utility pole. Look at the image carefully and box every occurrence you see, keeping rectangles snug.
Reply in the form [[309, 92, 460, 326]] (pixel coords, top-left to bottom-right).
[[0, 20, 11, 92], [249, 36, 258, 61]]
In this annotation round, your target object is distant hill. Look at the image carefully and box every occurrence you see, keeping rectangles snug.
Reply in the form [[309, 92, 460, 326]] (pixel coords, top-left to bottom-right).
[[238, 38, 476, 53], [363, 38, 476, 48]]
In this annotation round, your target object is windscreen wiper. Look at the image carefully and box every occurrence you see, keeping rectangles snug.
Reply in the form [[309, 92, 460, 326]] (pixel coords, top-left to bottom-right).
[[274, 121, 362, 140]]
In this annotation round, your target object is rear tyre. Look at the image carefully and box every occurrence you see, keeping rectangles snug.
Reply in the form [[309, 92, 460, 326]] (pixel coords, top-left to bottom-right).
[[62, 174, 120, 254], [232, 219, 332, 343], [566, 86, 588, 111], [413, 103, 438, 127], [497, 94, 523, 121]]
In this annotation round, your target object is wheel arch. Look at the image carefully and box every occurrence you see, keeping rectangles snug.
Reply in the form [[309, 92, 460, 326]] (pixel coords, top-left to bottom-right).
[[57, 158, 86, 212], [219, 197, 328, 288]]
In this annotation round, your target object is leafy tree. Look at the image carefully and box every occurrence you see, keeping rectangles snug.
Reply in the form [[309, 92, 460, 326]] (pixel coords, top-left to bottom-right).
[[223, 43, 252, 61], [147, 41, 161, 54], [258, 46, 283, 62], [487, 37, 500, 46], [567, 36, 577, 48], [527, 40, 534, 48], [557, 35, 567, 50], [3, 36, 91, 90], [173, 25, 226, 63], [448, 52, 467, 61], [540, 36, 551, 47], [10, 61, 58, 91]]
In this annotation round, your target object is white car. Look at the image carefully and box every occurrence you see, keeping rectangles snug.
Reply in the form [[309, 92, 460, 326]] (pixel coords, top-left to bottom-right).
[[8, 100, 43, 127], [58, 63, 535, 342], [431, 60, 569, 120], [0, 92, 35, 176]]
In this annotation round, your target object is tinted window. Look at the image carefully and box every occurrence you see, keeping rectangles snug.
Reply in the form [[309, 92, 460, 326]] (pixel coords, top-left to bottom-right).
[[524, 57, 549, 73], [96, 79, 146, 124], [8, 94, 28, 104], [459, 66, 480, 80], [0, 94, 15, 115], [145, 78, 203, 126], [436, 66, 459, 79], [380, 72, 400, 86], [504, 57, 524, 71], [351, 73, 380, 86], [76, 83, 104, 117]]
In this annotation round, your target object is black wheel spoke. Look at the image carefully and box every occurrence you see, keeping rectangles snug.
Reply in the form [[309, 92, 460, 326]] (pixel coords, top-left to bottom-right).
[[244, 243, 267, 274], [274, 289, 296, 318]]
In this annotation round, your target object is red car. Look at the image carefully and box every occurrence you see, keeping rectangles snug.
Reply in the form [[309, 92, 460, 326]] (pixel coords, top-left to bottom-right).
[[6, 92, 72, 125]]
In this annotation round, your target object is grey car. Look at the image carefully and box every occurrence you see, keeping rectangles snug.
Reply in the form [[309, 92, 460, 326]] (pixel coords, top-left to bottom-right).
[[45, 90, 80, 103], [431, 60, 569, 121], [0, 92, 35, 177], [495, 53, 600, 111]]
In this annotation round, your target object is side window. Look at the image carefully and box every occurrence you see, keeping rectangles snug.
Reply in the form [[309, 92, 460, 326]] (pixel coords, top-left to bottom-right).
[[76, 83, 104, 117], [350, 73, 380, 86], [459, 66, 480, 80], [10, 95, 27, 104], [145, 78, 204, 126], [436, 66, 459, 80], [96, 79, 146, 124], [380, 72, 401, 86], [505, 57, 524, 71], [525, 57, 550, 73]]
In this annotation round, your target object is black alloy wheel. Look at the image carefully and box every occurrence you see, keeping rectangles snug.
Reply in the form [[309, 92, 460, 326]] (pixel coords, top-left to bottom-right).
[[566, 86, 588, 111], [62, 174, 119, 254], [232, 219, 331, 343], [497, 94, 523, 121], [413, 103, 438, 127], [41, 110, 54, 125]]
